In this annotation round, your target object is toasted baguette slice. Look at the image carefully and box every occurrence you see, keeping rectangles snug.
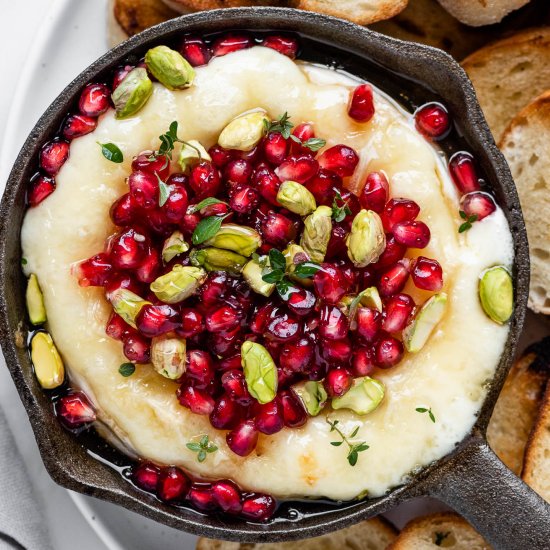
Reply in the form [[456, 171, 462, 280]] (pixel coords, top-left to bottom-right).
[[196, 516, 397, 549], [499, 92, 550, 314], [113, 0, 180, 40], [462, 28, 550, 141], [162, 0, 284, 13], [388, 513, 491, 549], [436, 0, 530, 26]]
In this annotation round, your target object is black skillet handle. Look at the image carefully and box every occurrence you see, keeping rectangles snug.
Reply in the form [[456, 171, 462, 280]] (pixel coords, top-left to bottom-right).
[[427, 435, 550, 549]]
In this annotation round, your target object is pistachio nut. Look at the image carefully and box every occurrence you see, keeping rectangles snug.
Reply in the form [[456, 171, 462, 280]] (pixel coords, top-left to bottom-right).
[[403, 292, 448, 353], [26, 274, 46, 325], [283, 243, 310, 271], [479, 266, 513, 325], [276, 181, 317, 216], [332, 376, 385, 415], [300, 205, 333, 263], [109, 288, 150, 328], [150, 265, 207, 304], [337, 294, 356, 317], [162, 230, 189, 263], [346, 209, 386, 268], [243, 257, 275, 297], [111, 67, 153, 119], [190, 247, 247, 276], [178, 140, 211, 174], [203, 224, 261, 257], [144, 45, 195, 90], [151, 335, 187, 380], [291, 381, 327, 416], [218, 110, 270, 151], [348, 286, 382, 328], [31, 332, 65, 390], [241, 340, 278, 404]]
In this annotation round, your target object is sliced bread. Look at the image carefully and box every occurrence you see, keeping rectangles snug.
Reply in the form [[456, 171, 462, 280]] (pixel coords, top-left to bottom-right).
[[436, 0, 530, 27], [162, 0, 282, 12]]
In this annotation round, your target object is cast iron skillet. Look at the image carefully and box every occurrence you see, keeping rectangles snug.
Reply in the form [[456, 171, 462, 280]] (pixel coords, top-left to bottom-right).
[[1, 7, 549, 548]]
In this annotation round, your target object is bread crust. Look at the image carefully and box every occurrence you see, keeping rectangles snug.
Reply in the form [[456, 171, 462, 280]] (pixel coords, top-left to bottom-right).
[[436, 0, 530, 27], [114, 0, 179, 38]]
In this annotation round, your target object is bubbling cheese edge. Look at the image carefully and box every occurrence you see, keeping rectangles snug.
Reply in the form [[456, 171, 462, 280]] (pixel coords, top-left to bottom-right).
[[21, 47, 513, 500]]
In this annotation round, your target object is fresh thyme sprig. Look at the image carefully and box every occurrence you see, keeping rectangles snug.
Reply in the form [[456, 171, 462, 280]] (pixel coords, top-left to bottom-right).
[[458, 210, 478, 233], [290, 134, 327, 152], [332, 189, 352, 222], [264, 112, 294, 138], [151, 121, 203, 167], [416, 406, 436, 423], [326, 418, 369, 466], [186, 434, 218, 463]]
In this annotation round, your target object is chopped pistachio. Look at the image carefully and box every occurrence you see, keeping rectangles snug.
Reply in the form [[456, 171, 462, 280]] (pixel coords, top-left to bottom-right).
[[346, 209, 386, 268], [151, 335, 187, 380], [162, 231, 189, 263], [403, 293, 448, 353], [218, 110, 270, 151], [109, 288, 150, 328], [348, 286, 383, 327], [203, 224, 261, 257], [30, 332, 65, 390], [241, 340, 278, 404], [338, 294, 356, 317], [479, 266, 513, 325], [111, 67, 153, 119], [300, 205, 332, 263], [291, 381, 327, 416], [150, 265, 206, 304], [332, 376, 385, 415], [144, 45, 195, 90], [276, 181, 317, 216], [243, 257, 275, 297], [178, 140, 211, 173], [190, 248, 247, 276], [26, 274, 46, 325]]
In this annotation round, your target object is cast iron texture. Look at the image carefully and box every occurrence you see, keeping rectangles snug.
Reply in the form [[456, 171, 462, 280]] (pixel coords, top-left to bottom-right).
[[0, 7, 548, 547]]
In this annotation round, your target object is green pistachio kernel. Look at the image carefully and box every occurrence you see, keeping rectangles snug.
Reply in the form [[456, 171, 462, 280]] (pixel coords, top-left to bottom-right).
[[332, 376, 385, 415], [151, 335, 187, 380], [162, 230, 189, 263], [30, 332, 65, 390], [150, 265, 207, 304], [243, 257, 275, 297], [109, 288, 150, 328], [300, 205, 333, 263], [178, 140, 211, 174], [479, 266, 513, 325], [203, 224, 261, 257], [111, 67, 153, 119], [190, 248, 247, 276], [346, 209, 386, 268], [337, 294, 356, 317], [218, 110, 270, 151], [241, 340, 278, 404], [144, 45, 195, 90], [26, 274, 46, 325], [276, 181, 317, 216], [291, 381, 327, 416], [403, 293, 448, 353], [348, 286, 383, 328]]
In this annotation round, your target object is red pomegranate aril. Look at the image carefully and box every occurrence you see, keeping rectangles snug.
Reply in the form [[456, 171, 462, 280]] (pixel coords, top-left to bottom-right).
[[260, 211, 297, 247], [449, 152, 481, 194], [324, 368, 353, 398], [188, 485, 218, 512], [290, 122, 316, 155], [375, 334, 404, 368], [62, 114, 97, 140], [393, 220, 431, 249], [218, 354, 242, 372], [279, 338, 314, 374], [212, 34, 253, 57], [178, 309, 204, 338], [79, 83, 110, 116], [135, 248, 160, 284], [348, 84, 375, 123], [382, 294, 415, 333], [181, 211, 201, 235], [210, 395, 244, 430], [132, 462, 160, 492], [200, 272, 228, 307], [211, 480, 242, 514], [375, 236, 407, 270], [382, 198, 421, 232], [356, 307, 382, 343], [415, 102, 450, 140], [106, 312, 132, 341], [379, 259, 411, 297], [318, 305, 349, 340], [123, 334, 151, 364], [287, 288, 316, 317], [112, 65, 133, 90], [261, 35, 299, 58], [105, 272, 143, 297], [275, 155, 319, 184], [28, 174, 55, 206], [157, 467, 190, 502], [109, 228, 148, 270], [280, 390, 307, 428], [326, 224, 349, 261], [132, 150, 171, 180], [190, 162, 221, 199], [136, 304, 179, 338], [461, 191, 496, 221], [209, 328, 242, 358], [241, 493, 276, 521], [321, 337, 352, 364], [263, 132, 289, 165], [313, 264, 350, 305], [248, 302, 273, 334], [186, 350, 215, 387], [254, 399, 284, 435], [412, 256, 444, 291], [205, 305, 241, 333], [253, 164, 281, 206], [225, 159, 253, 186], [230, 185, 260, 214], [352, 346, 376, 377], [128, 170, 159, 209], [178, 384, 215, 415], [360, 171, 389, 213], [110, 193, 134, 226], [179, 35, 211, 67], [305, 169, 342, 205], [39, 140, 69, 176], [221, 369, 253, 405], [201, 202, 231, 218], [57, 392, 96, 429], [74, 253, 112, 287], [317, 145, 359, 177], [162, 183, 189, 223], [208, 144, 232, 168], [226, 419, 258, 456], [266, 311, 301, 342]]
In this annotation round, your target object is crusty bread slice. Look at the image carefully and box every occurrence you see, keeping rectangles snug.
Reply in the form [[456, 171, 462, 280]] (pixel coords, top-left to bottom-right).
[[499, 91, 550, 314], [387, 513, 491, 549], [162, 0, 286, 13], [462, 27, 550, 141], [436, 0, 530, 27], [196, 516, 397, 549]]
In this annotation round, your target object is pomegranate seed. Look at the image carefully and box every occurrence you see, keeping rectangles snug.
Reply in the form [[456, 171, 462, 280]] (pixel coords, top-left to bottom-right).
[[382, 293, 415, 333], [135, 248, 160, 283], [382, 198, 421, 232], [415, 102, 451, 139], [109, 228, 148, 270], [112, 65, 133, 90], [253, 163, 281, 206], [110, 193, 135, 226], [212, 34, 253, 57], [205, 305, 241, 333], [275, 155, 319, 184], [39, 140, 69, 176], [200, 272, 228, 307], [178, 309, 204, 338], [326, 224, 349, 260], [305, 169, 342, 205], [375, 334, 404, 368], [339, 190, 361, 217], [317, 145, 359, 177], [280, 390, 307, 427], [62, 114, 97, 140], [290, 122, 316, 155], [412, 257, 443, 291], [461, 191, 496, 221], [28, 174, 55, 206], [254, 399, 284, 434], [73, 253, 112, 287], [287, 288, 316, 317], [132, 462, 160, 492], [179, 35, 211, 67], [132, 151, 170, 181], [57, 392, 96, 429], [188, 485, 217, 512], [318, 305, 349, 340], [178, 384, 215, 415], [321, 337, 352, 365], [162, 182, 189, 223], [208, 144, 232, 168], [378, 259, 411, 297], [449, 152, 481, 194], [105, 273, 143, 297], [181, 211, 201, 235], [226, 419, 258, 456], [225, 159, 253, 186], [209, 327, 242, 358], [157, 467, 190, 502], [263, 132, 289, 165], [356, 307, 382, 343], [360, 171, 389, 213], [230, 185, 260, 214], [210, 396, 244, 430], [260, 211, 297, 247], [250, 302, 275, 334], [221, 369, 253, 405], [393, 221, 431, 249], [201, 201, 230, 218], [352, 347, 376, 377], [123, 334, 151, 363], [375, 236, 407, 269], [211, 480, 242, 514], [128, 171, 159, 209], [313, 264, 350, 305], [190, 162, 221, 199], [261, 35, 299, 58], [266, 310, 301, 342], [218, 354, 242, 372], [324, 368, 353, 398], [241, 493, 276, 521], [357, 266, 377, 288], [186, 350, 215, 387], [348, 84, 375, 123], [79, 83, 110, 116], [136, 304, 179, 337], [106, 312, 132, 341]]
